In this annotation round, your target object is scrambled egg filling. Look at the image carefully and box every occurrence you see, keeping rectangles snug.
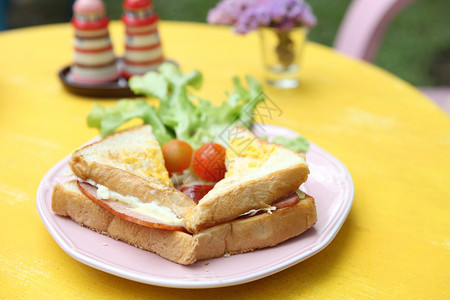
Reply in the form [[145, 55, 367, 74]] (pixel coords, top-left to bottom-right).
[[114, 140, 172, 186], [225, 137, 275, 177]]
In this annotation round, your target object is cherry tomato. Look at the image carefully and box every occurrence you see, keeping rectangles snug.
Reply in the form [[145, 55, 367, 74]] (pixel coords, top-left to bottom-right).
[[161, 139, 193, 174], [180, 185, 214, 204], [192, 143, 226, 182]]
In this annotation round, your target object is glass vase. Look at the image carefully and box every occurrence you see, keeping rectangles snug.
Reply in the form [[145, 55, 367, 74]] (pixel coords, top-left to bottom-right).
[[259, 26, 308, 88]]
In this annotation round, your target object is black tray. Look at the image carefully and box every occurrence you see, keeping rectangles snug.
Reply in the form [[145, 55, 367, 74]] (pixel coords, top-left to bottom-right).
[[58, 66, 135, 98]]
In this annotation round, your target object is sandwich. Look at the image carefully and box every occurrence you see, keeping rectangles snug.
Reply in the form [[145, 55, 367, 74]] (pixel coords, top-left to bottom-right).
[[51, 125, 317, 265]]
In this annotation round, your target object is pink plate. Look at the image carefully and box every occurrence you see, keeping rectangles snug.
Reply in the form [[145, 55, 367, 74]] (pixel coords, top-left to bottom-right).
[[36, 125, 353, 288]]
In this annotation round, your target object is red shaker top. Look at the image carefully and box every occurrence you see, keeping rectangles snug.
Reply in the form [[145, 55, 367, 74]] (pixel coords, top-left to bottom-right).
[[123, 0, 153, 10], [122, 0, 158, 27]]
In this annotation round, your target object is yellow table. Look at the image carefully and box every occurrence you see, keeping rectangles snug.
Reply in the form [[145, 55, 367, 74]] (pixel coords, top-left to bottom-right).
[[1, 21, 449, 298]]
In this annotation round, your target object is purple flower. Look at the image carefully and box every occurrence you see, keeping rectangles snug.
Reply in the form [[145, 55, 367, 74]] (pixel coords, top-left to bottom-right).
[[234, 5, 269, 34], [207, 0, 317, 34]]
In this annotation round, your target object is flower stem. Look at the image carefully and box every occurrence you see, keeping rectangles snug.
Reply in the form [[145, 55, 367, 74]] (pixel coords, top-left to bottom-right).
[[276, 30, 295, 69]]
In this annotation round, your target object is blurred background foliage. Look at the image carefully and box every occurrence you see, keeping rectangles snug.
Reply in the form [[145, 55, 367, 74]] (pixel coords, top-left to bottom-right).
[[1, 0, 449, 86]]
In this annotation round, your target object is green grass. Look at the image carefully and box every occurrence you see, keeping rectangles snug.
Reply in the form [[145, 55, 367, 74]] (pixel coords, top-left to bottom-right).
[[305, 0, 353, 47], [108, 0, 220, 22], [373, 0, 450, 86], [4, 0, 450, 86], [293, 0, 450, 86]]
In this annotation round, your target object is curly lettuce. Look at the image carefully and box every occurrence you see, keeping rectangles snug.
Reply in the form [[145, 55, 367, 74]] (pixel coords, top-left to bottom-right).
[[87, 62, 309, 152]]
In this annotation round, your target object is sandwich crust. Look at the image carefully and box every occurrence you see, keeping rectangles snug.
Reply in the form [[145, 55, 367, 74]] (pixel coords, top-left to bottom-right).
[[194, 194, 317, 261], [52, 180, 115, 232], [51, 180, 317, 265]]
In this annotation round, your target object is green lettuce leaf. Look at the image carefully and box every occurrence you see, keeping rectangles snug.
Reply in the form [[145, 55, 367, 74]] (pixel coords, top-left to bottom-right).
[[128, 72, 169, 101], [272, 135, 310, 153], [87, 99, 148, 137], [86, 62, 309, 152]]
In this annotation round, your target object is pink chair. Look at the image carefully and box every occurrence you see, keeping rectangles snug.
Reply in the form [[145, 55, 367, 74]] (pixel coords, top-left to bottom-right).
[[334, 0, 450, 114]]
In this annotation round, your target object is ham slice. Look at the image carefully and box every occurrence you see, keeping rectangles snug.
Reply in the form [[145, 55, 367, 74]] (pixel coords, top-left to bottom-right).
[[273, 192, 300, 209], [77, 180, 301, 232], [77, 181, 185, 231]]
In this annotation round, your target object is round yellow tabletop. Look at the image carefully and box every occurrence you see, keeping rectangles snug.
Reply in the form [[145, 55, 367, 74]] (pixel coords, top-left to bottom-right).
[[0, 21, 449, 298]]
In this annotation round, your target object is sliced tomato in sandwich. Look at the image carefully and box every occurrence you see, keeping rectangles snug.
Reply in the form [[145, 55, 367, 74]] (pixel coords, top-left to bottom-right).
[[179, 185, 214, 204]]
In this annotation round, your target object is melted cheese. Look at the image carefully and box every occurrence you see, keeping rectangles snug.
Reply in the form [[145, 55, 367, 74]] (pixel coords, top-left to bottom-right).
[[85, 179, 183, 226], [240, 206, 276, 217], [296, 190, 306, 199]]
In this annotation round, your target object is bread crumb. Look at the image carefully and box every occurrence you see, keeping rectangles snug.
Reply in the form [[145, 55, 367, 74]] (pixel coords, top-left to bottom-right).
[[102, 243, 108, 246]]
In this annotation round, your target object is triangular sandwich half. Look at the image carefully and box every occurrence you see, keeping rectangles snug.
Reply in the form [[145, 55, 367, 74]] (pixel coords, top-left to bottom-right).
[[185, 126, 310, 233]]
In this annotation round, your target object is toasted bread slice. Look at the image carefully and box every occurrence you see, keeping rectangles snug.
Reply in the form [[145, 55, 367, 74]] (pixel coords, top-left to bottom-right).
[[69, 125, 195, 218], [51, 180, 317, 265], [52, 180, 198, 264], [185, 127, 309, 233]]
